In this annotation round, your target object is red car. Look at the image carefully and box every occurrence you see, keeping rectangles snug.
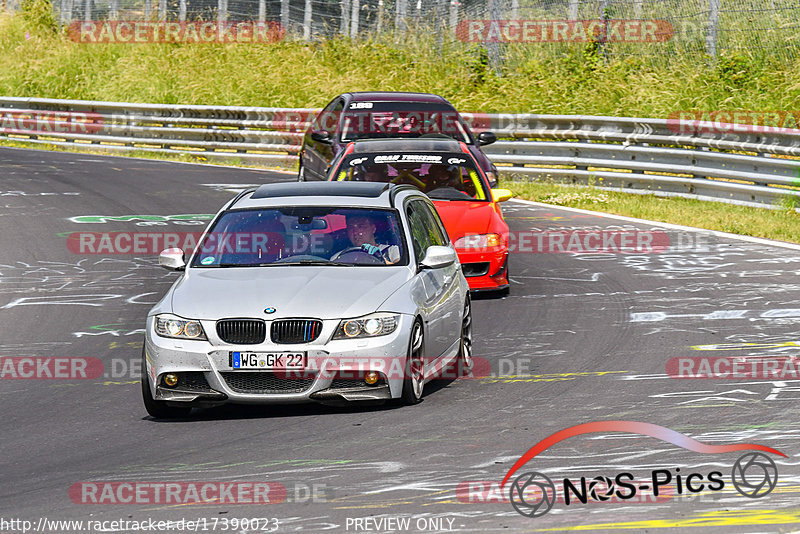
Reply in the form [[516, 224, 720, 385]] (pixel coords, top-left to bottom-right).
[[326, 138, 512, 294]]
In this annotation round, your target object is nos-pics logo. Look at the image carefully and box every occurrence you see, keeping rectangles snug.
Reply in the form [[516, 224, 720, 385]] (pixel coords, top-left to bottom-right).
[[502, 421, 785, 519]]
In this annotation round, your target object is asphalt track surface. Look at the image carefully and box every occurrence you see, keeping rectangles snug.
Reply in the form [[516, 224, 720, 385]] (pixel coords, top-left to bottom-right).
[[2, 146, 800, 533]]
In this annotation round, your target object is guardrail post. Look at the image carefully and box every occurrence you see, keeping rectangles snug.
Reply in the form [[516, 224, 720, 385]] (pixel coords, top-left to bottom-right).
[[598, 0, 609, 60], [340, 0, 350, 36], [350, 0, 359, 39], [60, 0, 73, 25], [448, 0, 458, 34], [144, 0, 150, 20], [434, 0, 445, 47], [179, 0, 185, 21], [258, 0, 265, 22], [568, 0, 578, 20], [633, 0, 642, 19], [158, 0, 166, 20], [395, 0, 407, 35], [83, 0, 90, 22], [487, 0, 502, 74], [217, 0, 227, 23], [376, 0, 384, 34], [303, 0, 312, 40], [706, 0, 720, 57], [109, 0, 118, 19]]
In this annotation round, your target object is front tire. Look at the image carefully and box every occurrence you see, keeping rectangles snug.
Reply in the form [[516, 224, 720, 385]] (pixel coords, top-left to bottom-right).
[[141, 349, 192, 419], [401, 320, 425, 405], [457, 299, 474, 375]]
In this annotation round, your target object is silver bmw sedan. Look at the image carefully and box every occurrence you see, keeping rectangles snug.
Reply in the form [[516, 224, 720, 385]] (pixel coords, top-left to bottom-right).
[[142, 181, 472, 418]]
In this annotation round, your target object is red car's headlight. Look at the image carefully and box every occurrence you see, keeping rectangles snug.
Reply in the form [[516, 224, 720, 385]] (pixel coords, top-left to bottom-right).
[[454, 233, 504, 249]]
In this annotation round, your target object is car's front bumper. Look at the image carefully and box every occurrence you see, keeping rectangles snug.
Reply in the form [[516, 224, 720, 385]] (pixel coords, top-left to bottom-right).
[[455, 248, 509, 291], [143, 314, 413, 406]]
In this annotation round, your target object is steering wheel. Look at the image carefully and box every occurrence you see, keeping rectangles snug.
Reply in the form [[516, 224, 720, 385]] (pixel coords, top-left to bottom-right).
[[330, 247, 384, 265], [274, 254, 329, 263]]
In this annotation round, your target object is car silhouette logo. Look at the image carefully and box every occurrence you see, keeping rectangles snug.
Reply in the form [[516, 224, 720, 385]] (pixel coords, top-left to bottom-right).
[[264, 307, 276, 314]]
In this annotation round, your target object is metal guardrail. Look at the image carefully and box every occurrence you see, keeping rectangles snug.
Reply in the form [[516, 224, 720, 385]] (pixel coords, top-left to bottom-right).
[[0, 96, 315, 166], [2, 97, 800, 206]]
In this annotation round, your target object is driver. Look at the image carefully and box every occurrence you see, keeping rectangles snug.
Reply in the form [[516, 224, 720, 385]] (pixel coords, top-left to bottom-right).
[[426, 164, 462, 193], [344, 214, 400, 264], [361, 165, 385, 182]]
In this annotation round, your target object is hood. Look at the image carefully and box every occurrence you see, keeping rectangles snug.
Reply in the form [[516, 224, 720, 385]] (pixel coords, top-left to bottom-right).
[[170, 266, 412, 320], [432, 200, 495, 240]]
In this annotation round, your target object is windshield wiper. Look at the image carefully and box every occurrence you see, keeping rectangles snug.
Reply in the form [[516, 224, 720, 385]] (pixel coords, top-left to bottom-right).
[[267, 260, 353, 266]]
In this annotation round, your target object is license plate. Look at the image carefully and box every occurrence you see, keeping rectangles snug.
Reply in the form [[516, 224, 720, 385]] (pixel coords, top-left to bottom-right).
[[229, 352, 306, 370]]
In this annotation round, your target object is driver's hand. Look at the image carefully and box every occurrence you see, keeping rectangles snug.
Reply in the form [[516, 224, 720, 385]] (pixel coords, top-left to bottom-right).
[[360, 243, 381, 256]]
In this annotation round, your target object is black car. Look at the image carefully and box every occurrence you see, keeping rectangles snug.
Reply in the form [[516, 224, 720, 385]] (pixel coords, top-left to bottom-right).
[[298, 91, 499, 185]]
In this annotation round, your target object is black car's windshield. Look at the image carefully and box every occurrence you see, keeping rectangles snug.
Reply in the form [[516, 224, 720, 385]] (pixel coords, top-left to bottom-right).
[[339, 102, 472, 143], [334, 153, 490, 202], [191, 207, 407, 267]]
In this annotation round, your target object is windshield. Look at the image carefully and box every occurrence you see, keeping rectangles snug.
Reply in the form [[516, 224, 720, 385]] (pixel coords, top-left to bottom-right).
[[339, 102, 472, 143], [334, 153, 490, 202], [191, 207, 407, 267]]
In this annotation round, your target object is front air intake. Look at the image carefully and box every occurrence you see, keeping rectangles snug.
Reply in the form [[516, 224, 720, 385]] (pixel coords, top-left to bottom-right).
[[216, 319, 267, 344], [270, 319, 322, 344]]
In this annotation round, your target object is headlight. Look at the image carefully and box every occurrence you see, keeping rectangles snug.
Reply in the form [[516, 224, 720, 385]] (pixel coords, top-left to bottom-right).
[[454, 233, 503, 249], [333, 313, 400, 340], [155, 314, 207, 340]]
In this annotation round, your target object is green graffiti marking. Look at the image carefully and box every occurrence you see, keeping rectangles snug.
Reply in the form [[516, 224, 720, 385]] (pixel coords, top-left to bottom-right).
[[69, 214, 213, 224]]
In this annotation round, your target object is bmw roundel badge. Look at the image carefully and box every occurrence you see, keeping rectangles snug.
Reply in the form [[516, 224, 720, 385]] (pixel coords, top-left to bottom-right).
[[264, 307, 276, 314]]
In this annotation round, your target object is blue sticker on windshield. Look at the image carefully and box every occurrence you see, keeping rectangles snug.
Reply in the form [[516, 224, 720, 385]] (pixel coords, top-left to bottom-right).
[[201, 257, 215, 265]]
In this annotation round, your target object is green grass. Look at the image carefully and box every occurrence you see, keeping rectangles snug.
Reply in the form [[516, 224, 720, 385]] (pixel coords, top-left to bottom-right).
[[3, 7, 800, 115], [504, 180, 800, 245]]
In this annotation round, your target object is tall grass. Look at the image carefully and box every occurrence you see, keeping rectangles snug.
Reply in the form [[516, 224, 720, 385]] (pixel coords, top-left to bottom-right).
[[3, 7, 800, 115]]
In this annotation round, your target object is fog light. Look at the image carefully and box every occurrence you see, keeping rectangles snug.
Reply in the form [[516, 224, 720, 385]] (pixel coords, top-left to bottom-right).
[[364, 371, 379, 385], [164, 374, 179, 387]]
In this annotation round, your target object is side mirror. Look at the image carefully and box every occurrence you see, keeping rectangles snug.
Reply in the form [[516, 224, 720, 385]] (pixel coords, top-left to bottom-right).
[[420, 246, 456, 269], [310, 130, 333, 144], [491, 188, 514, 203], [159, 248, 186, 271], [477, 131, 497, 146]]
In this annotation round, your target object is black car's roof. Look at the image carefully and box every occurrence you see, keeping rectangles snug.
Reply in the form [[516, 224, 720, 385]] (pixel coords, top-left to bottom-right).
[[350, 138, 464, 154], [347, 92, 451, 105], [251, 181, 391, 200]]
